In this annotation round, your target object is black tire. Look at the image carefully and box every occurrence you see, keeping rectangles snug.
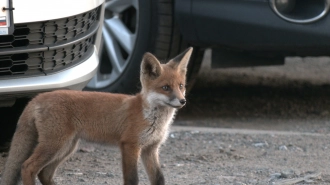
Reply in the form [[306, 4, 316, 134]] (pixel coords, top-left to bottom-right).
[[85, 0, 203, 94], [150, 0, 203, 92]]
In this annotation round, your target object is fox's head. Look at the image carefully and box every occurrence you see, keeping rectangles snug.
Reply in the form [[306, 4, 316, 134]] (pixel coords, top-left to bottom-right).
[[140, 47, 193, 109]]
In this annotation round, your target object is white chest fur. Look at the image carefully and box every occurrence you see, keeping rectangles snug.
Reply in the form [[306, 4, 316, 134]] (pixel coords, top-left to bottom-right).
[[140, 106, 176, 146]]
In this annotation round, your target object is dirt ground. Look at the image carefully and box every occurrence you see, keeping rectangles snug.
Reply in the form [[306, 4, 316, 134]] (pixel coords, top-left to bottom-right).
[[1, 51, 330, 184], [1, 127, 328, 185]]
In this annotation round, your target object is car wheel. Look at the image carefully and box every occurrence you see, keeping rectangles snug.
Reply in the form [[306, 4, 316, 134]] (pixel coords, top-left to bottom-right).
[[86, 0, 203, 94]]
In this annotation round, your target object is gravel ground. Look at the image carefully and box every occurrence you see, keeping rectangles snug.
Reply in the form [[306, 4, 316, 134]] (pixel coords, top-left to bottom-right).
[[1, 127, 328, 185], [1, 50, 330, 184]]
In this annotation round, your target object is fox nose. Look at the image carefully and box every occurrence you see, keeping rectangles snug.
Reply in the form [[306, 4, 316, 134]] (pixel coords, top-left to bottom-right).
[[179, 99, 186, 105]]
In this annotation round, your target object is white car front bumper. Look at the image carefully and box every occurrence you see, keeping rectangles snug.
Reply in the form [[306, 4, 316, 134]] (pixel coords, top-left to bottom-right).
[[0, 45, 99, 94]]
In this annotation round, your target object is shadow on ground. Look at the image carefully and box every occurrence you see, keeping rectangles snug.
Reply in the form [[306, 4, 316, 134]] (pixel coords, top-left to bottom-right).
[[175, 51, 330, 133], [178, 84, 330, 120]]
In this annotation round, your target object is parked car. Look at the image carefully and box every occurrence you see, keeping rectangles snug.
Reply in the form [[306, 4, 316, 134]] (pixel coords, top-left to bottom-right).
[[86, 0, 330, 94], [0, 0, 105, 146], [0, 0, 104, 107]]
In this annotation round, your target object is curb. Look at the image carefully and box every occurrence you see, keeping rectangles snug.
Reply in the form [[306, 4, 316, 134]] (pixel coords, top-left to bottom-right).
[[171, 125, 329, 137]]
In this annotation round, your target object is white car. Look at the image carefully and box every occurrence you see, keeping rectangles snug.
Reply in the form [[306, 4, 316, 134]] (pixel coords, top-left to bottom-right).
[[0, 0, 104, 146], [0, 0, 104, 107]]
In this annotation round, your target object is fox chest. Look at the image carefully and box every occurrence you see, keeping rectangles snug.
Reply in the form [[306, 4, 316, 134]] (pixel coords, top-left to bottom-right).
[[140, 107, 176, 146]]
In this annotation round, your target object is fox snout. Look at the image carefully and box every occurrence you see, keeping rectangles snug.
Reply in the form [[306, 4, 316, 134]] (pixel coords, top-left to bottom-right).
[[179, 99, 186, 105], [168, 98, 186, 108], [167, 90, 187, 108]]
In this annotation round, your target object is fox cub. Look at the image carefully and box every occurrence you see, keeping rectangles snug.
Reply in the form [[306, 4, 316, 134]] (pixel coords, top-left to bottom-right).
[[0, 47, 193, 185]]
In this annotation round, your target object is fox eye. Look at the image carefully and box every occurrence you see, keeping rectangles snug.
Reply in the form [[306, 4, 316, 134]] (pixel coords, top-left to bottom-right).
[[162, 85, 170, 91], [179, 84, 184, 89]]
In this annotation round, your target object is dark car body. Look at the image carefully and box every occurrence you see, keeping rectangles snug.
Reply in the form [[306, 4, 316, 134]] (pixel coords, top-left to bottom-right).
[[176, 0, 330, 67]]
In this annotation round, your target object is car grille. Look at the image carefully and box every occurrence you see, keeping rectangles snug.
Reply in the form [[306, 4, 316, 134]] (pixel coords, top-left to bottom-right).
[[0, 6, 100, 78], [0, 8, 98, 49], [0, 36, 94, 76]]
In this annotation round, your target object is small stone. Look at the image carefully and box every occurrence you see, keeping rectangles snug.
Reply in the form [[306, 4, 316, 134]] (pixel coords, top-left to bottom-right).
[[67, 172, 83, 176], [79, 146, 95, 153], [281, 169, 295, 178], [199, 155, 207, 161], [107, 173, 114, 178], [270, 173, 282, 180], [253, 142, 268, 147], [161, 164, 166, 168], [190, 131, 200, 134], [219, 147, 225, 153], [294, 146, 304, 152], [279, 145, 288, 151], [96, 172, 107, 175]]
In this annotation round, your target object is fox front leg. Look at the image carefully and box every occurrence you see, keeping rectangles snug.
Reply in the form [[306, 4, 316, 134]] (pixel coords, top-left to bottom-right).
[[141, 144, 165, 185], [120, 143, 141, 185]]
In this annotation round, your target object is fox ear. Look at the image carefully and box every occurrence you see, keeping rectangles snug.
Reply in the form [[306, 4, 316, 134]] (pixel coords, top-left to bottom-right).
[[169, 47, 193, 73], [141, 52, 162, 80]]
